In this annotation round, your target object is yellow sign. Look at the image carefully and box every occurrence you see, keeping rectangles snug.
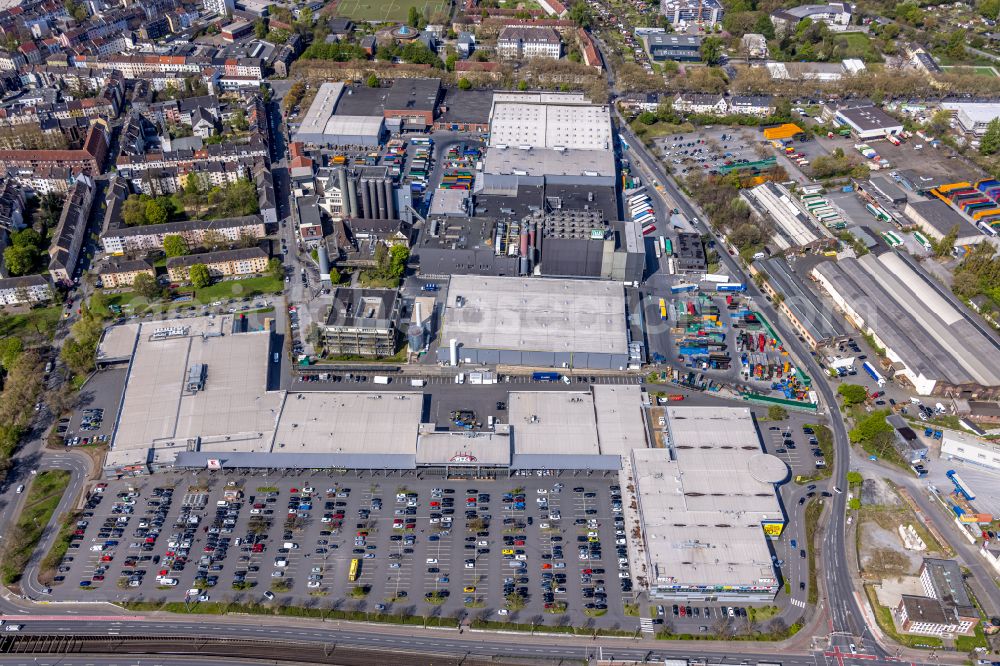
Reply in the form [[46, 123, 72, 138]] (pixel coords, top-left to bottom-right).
[[762, 522, 785, 537]]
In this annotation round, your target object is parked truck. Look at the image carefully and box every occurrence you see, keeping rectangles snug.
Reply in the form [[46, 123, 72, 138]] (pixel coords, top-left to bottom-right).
[[861, 361, 885, 387]]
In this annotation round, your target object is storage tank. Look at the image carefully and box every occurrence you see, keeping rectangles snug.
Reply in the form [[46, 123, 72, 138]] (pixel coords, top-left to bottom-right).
[[383, 179, 396, 219], [367, 179, 380, 219], [407, 323, 425, 353], [346, 176, 358, 218], [337, 168, 349, 216], [375, 177, 387, 219], [520, 227, 529, 256], [449, 338, 458, 366], [317, 245, 330, 280], [359, 178, 372, 218], [519, 256, 530, 275]]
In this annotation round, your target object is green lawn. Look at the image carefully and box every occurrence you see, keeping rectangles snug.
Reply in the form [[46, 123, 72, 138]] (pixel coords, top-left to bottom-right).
[[177, 276, 284, 305], [1, 470, 71, 585], [940, 64, 1000, 78], [836, 33, 878, 61], [333, 0, 449, 21], [0, 305, 63, 344]]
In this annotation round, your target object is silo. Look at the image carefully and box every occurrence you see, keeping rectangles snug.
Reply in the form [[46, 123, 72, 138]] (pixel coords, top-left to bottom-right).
[[449, 338, 458, 367], [519, 226, 529, 256], [383, 179, 396, 219], [337, 168, 350, 216], [360, 178, 372, 219], [375, 177, 387, 219], [317, 245, 331, 281], [519, 256, 530, 275], [407, 323, 425, 353], [367, 179, 379, 219], [346, 176, 358, 218]]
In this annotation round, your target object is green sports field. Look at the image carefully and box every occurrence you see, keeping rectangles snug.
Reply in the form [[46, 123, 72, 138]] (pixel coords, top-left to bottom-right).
[[334, 0, 450, 22], [940, 64, 1000, 78]]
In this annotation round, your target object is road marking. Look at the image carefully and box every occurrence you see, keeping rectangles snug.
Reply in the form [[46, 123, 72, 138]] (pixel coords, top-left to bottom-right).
[[639, 617, 655, 633], [790, 598, 806, 608]]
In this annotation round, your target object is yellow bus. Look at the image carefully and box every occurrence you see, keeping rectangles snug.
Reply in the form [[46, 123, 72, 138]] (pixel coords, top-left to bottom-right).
[[348, 559, 359, 581], [658, 298, 667, 321]]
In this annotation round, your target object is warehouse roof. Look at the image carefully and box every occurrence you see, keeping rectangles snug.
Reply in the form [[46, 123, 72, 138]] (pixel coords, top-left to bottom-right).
[[635, 406, 784, 590], [416, 426, 512, 466], [482, 145, 616, 178], [271, 391, 422, 456], [384, 78, 441, 112], [488, 100, 611, 151], [96, 322, 140, 363], [904, 200, 981, 241], [743, 182, 832, 250], [757, 257, 845, 343], [812, 254, 1000, 388], [295, 81, 345, 140], [107, 316, 282, 470], [836, 105, 902, 132], [509, 391, 600, 456], [443, 275, 628, 354]]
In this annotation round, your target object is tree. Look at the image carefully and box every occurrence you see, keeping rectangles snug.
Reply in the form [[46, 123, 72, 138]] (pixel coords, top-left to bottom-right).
[[699, 36, 724, 65], [3, 245, 36, 276], [980, 118, 1000, 156], [189, 264, 212, 288], [267, 258, 284, 281], [145, 199, 168, 226], [11, 228, 41, 248], [849, 409, 894, 444], [122, 196, 148, 226], [517, 80, 528, 91], [837, 383, 869, 406], [230, 110, 248, 132], [407, 5, 420, 27], [933, 224, 958, 257], [568, 1, 593, 27], [132, 273, 160, 300], [387, 245, 409, 281], [163, 235, 188, 258], [366, 73, 379, 88], [458, 77, 472, 90], [0, 337, 23, 371], [767, 405, 788, 421], [254, 19, 268, 40]]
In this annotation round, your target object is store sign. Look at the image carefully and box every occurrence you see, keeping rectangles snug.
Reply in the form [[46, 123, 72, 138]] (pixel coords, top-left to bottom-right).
[[762, 522, 785, 537], [207, 459, 222, 470], [450, 454, 478, 463]]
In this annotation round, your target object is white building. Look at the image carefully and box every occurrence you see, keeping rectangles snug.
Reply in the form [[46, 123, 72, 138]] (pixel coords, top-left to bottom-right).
[[202, 0, 234, 17], [834, 104, 903, 140], [496, 26, 563, 60], [0, 274, 52, 305], [770, 2, 852, 33], [729, 95, 776, 117], [941, 102, 1000, 137], [672, 93, 726, 115], [661, 0, 723, 25], [940, 429, 1000, 472]]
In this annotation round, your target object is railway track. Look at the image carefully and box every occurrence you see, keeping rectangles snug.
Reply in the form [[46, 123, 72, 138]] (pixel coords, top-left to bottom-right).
[[0, 634, 543, 666]]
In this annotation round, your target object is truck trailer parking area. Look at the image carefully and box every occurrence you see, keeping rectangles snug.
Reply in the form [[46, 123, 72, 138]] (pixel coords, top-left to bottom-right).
[[47, 472, 648, 630]]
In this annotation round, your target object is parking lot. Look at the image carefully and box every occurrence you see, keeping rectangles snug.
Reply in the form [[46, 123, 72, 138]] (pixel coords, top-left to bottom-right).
[[57, 368, 127, 447], [47, 472, 645, 630], [653, 127, 764, 179]]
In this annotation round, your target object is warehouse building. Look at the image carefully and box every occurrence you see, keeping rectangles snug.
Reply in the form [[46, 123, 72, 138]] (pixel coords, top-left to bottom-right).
[[741, 182, 835, 252], [482, 92, 616, 192], [811, 252, 1000, 397], [834, 104, 903, 140], [634, 406, 785, 602], [438, 275, 630, 369], [674, 232, 707, 273], [867, 175, 908, 206], [293, 82, 385, 147], [317, 165, 409, 221], [940, 429, 1000, 472], [903, 200, 987, 248], [751, 257, 847, 348]]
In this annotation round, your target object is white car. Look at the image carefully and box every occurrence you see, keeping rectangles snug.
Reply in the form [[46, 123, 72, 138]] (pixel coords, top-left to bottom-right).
[[307, 581, 321, 588], [536, 489, 547, 494], [465, 561, 475, 569], [497, 609, 509, 616], [426, 558, 438, 564], [15, 485, 24, 494], [618, 572, 630, 579]]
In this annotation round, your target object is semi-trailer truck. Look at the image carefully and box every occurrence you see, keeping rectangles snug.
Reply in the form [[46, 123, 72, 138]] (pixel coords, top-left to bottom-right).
[[862, 361, 885, 387]]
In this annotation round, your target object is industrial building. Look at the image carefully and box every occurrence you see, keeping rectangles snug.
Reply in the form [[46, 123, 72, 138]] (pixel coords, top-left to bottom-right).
[[438, 275, 630, 369], [382, 78, 441, 130], [481, 93, 616, 192], [317, 165, 408, 221], [414, 211, 643, 282], [293, 82, 386, 147], [634, 406, 785, 602], [673, 232, 707, 273], [893, 559, 979, 637], [903, 200, 987, 248], [940, 429, 1000, 472], [941, 102, 1000, 136], [751, 257, 847, 349], [867, 175, 907, 206], [322, 288, 401, 358], [833, 104, 903, 140], [642, 33, 701, 61], [741, 182, 836, 252], [811, 252, 1000, 397]]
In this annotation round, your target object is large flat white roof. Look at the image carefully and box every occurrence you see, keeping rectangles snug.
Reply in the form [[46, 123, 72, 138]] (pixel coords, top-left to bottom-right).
[[271, 392, 422, 455], [635, 407, 784, 590], [295, 82, 345, 140], [107, 316, 283, 470], [488, 101, 611, 151], [941, 102, 1000, 124], [443, 275, 629, 355], [482, 146, 615, 178], [97, 322, 139, 362], [509, 391, 600, 456]]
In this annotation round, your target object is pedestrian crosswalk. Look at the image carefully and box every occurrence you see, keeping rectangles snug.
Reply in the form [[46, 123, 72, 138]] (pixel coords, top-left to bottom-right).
[[790, 598, 806, 608], [640, 617, 656, 633]]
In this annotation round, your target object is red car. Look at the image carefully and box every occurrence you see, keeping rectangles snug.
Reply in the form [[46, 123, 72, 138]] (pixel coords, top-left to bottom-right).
[[100, 555, 113, 562], [514, 540, 525, 546], [583, 568, 593, 574]]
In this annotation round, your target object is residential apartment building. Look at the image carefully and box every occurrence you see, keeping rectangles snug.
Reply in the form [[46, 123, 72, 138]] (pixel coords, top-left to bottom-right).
[[323, 287, 400, 358], [166, 246, 268, 282], [673, 93, 726, 115], [0, 274, 52, 305], [100, 214, 266, 255], [729, 95, 776, 117], [497, 26, 563, 60], [643, 33, 701, 61], [47, 176, 95, 284], [770, 2, 852, 33], [0, 177, 25, 232], [97, 259, 155, 288], [0, 121, 108, 174], [661, 0, 723, 25]]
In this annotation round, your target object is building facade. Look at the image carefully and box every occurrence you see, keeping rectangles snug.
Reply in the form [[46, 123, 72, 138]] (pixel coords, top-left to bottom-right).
[[323, 288, 400, 358], [0, 274, 52, 305], [496, 26, 563, 60], [101, 215, 267, 255], [98, 259, 155, 288], [166, 247, 269, 282]]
